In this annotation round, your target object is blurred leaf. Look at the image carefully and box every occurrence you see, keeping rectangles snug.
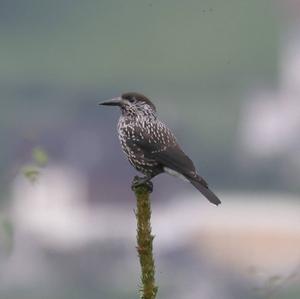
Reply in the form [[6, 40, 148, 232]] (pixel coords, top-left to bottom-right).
[[32, 147, 48, 167], [0, 213, 14, 255], [2, 217, 14, 254], [22, 165, 40, 183]]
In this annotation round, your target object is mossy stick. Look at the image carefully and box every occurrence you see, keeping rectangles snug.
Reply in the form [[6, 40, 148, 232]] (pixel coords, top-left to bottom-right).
[[132, 177, 158, 299]]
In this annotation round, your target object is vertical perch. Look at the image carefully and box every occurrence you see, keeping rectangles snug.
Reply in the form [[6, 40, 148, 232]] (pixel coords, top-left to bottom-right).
[[132, 176, 158, 299]]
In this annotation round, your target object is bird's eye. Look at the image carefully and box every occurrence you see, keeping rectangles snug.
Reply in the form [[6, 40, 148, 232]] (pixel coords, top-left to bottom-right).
[[128, 97, 135, 103]]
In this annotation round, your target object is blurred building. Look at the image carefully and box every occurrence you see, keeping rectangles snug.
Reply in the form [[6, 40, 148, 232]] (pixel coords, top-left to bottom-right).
[[2, 169, 299, 298], [239, 11, 300, 184]]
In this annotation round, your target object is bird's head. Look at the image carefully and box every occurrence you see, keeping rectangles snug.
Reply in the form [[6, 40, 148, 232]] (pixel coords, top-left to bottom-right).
[[99, 92, 156, 117]]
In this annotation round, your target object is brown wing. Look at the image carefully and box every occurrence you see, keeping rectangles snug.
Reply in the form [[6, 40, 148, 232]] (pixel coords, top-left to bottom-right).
[[129, 121, 220, 205], [129, 121, 207, 184]]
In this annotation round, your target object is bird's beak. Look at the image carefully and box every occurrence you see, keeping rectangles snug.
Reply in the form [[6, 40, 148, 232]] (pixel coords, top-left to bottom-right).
[[98, 97, 122, 107]]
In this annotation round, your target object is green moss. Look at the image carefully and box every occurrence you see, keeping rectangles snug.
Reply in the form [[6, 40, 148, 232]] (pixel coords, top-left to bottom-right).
[[133, 184, 158, 299]]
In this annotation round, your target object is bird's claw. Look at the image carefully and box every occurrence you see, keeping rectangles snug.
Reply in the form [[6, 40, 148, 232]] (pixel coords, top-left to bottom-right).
[[131, 176, 153, 193]]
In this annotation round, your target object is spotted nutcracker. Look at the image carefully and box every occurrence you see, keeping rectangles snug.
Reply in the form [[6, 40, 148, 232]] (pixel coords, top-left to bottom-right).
[[99, 92, 221, 206]]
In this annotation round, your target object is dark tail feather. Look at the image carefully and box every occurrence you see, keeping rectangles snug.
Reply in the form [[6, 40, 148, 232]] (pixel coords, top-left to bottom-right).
[[189, 177, 221, 206]]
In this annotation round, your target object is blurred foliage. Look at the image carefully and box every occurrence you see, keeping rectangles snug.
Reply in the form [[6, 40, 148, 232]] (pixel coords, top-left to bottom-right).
[[22, 146, 49, 183], [0, 213, 14, 254], [0, 0, 278, 86], [22, 164, 40, 183], [249, 266, 300, 299], [32, 147, 48, 167], [0, 0, 280, 193]]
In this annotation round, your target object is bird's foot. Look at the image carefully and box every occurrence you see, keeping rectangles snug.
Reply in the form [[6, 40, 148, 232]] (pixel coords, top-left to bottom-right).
[[131, 176, 153, 193]]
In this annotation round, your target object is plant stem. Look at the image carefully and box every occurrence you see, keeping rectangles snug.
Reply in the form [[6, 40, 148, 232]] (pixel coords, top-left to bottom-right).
[[133, 181, 158, 299]]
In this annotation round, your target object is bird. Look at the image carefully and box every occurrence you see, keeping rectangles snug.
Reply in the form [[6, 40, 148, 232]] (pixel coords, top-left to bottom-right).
[[99, 92, 221, 206]]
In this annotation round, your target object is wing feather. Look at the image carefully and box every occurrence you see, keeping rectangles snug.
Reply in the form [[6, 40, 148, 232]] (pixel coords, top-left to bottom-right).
[[129, 121, 204, 181]]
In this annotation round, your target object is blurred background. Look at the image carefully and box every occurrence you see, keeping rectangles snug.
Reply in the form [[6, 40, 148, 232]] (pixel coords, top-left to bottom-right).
[[1, 0, 300, 298]]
